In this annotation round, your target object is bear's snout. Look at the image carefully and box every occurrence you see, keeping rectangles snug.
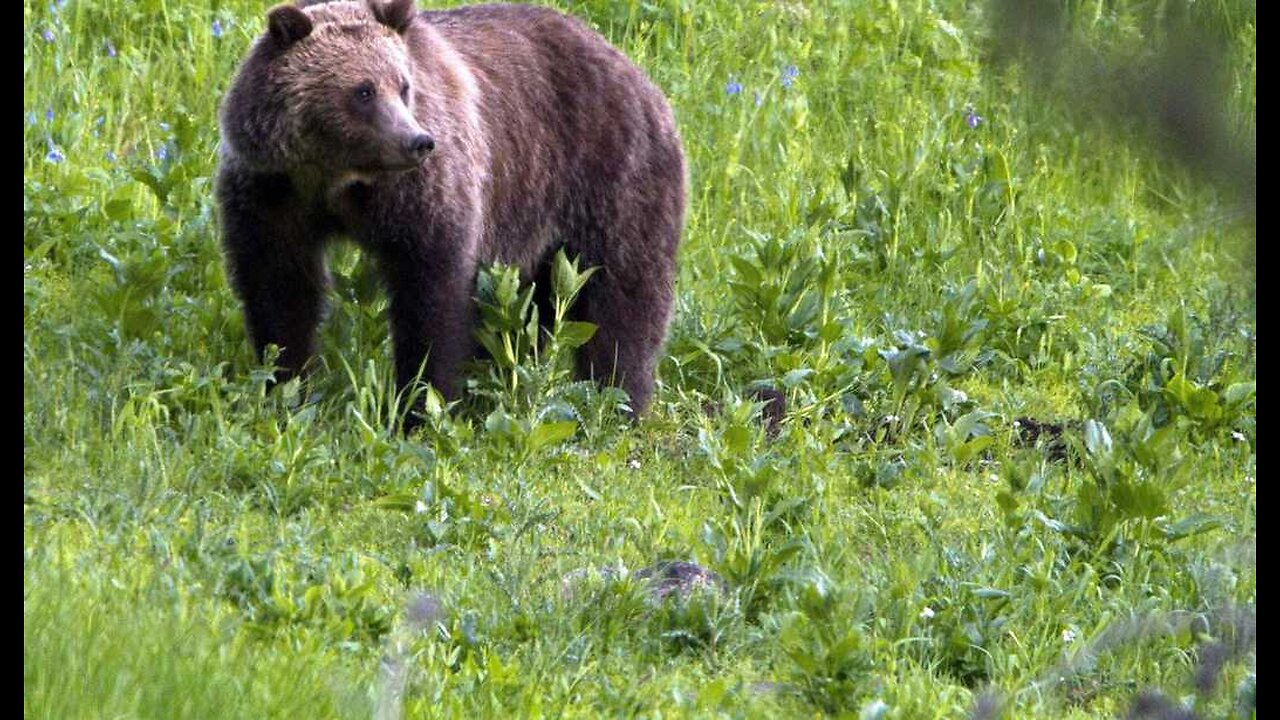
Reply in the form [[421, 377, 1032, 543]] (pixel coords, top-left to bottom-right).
[[407, 134, 435, 159]]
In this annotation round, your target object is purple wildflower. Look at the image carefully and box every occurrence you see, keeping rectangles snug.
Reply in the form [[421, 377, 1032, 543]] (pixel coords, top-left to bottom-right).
[[725, 79, 743, 96], [965, 108, 984, 129], [105, 150, 118, 163], [212, 19, 224, 39], [753, 90, 763, 107], [781, 64, 799, 88], [45, 139, 65, 164], [155, 144, 168, 162], [45, 107, 54, 123], [104, 39, 116, 58], [42, 28, 55, 43]]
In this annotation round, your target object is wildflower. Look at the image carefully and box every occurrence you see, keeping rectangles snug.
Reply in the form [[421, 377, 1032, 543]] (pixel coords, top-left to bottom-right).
[[753, 90, 763, 107], [406, 593, 443, 629], [919, 606, 935, 620], [26, 111, 38, 126], [212, 19, 224, 39], [104, 39, 116, 58], [965, 108, 984, 129], [45, 139, 65, 164], [42, 28, 55, 43], [724, 79, 742, 96], [159, 121, 171, 132], [781, 64, 799, 88], [45, 107, 54, 123], [1061, 628, 1077, 643], [105, 150, 117, 163], [155, 144, 168, 162]]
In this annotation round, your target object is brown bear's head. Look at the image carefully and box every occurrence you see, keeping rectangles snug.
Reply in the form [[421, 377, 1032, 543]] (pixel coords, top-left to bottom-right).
[[220, 0, 434, 177]]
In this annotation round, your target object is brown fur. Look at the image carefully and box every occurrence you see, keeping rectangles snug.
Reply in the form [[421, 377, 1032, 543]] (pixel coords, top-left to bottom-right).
[[217, 1, 685, 424]]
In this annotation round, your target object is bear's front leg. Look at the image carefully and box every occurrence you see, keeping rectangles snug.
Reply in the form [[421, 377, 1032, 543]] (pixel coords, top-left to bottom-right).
[[217, 167, 330, 385], [375, 234, 478, 421]]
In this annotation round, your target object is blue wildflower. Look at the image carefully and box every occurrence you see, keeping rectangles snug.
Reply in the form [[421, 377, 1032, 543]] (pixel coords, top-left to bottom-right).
[[105, 150, 118, 163], [159, 121, 171, 132], [45, 139, 65, 164], [26, 111, 38, 126], [45, 107, 54, 123], [155, 144, 168, 162], [965, 109, 984, 129], [212, 19, 224, 39], [753, 91, 763, 107], [104, 39, 116, 58], [42, 28, 55, 43], [781, 64, 799, 88], [725, 79, 743, 96]]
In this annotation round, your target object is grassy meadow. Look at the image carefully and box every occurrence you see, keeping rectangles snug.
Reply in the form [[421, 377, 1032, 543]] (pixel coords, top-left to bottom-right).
[[24, 0, 1255, 717]]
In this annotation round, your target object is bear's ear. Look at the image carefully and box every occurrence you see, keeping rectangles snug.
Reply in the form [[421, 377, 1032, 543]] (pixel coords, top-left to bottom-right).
[[371, 0, 416, 34], [267, 4, 313, 48]]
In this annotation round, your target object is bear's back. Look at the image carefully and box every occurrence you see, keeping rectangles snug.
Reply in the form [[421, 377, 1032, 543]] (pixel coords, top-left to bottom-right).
[[412, 4, 683, 269]]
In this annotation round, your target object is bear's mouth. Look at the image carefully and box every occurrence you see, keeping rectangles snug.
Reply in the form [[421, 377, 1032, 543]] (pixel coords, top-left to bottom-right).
[[348, 160, 424, 178], [386, 161, 426, 174]]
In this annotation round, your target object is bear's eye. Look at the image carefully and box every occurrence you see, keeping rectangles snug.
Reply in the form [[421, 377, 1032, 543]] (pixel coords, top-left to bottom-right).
[[354, 81, 376, 103], [400, 82, 411, 102]]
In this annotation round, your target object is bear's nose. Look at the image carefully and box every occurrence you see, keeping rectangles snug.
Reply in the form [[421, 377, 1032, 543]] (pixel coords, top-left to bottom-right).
[[408, 134, 435, 158]]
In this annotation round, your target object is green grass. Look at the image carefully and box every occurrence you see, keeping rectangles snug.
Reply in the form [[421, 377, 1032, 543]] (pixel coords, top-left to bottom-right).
[[25, 0, 1255, 717]]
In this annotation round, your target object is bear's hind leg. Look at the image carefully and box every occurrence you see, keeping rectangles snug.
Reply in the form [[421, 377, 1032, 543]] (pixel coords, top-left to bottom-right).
[[569, 232, 677, 416]]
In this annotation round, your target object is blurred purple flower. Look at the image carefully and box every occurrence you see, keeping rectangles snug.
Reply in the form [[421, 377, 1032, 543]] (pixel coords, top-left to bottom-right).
[[406, 593, 444, 630], [725, 79, 743, 96], [155, 144, 168, 162], [104, 39, 116, 57], [42, 28, 55, 43], [212, 19, 224, 39], [45, 107, 54, 123], [753, 90, 763, 107], [45, 139, 65, 164], [105, 150, 118, 163], [781, 64, 799, 88], [965, 108, 984, 129]]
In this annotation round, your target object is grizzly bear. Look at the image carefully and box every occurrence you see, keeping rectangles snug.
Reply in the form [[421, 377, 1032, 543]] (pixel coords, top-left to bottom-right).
[[216, 0, 685, 423]]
